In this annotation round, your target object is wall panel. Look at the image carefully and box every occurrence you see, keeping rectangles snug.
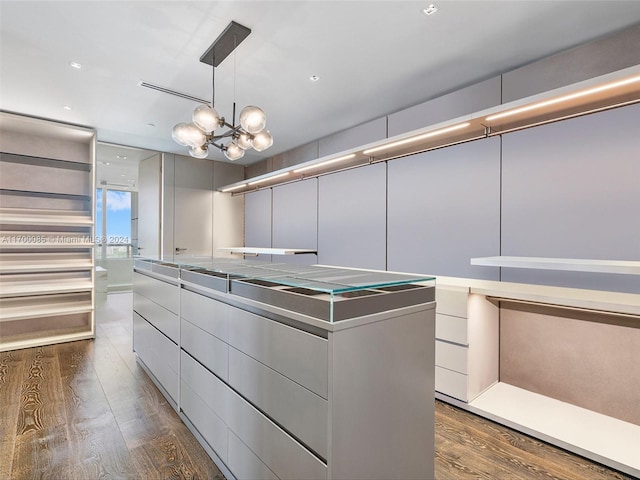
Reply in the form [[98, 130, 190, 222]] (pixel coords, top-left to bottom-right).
[[318, 163, 386, 269], [272, 179, 318, 265], [388, 77, 501, 137], [502, 26, 640, 102], [319, 118, 387, 158], [173, 155, 213, 258], [244, 189, 272, 261], [387, 138, 501, 279], [138, 153, 162, 258], [213, 162, 244, 257], [501, 103, 640, 293]]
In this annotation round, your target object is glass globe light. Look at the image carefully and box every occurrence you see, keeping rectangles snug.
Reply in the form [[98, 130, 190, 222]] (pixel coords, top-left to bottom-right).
[[172, 123, 191, 146], [236, 131, 252, 150], [193, 104, 220, 133], [251, 129, 273, 152], [183, 123, 207, 148], [189, 145, 209, 159], [239, 106, 266, 134], [224, 141, 245, 161]]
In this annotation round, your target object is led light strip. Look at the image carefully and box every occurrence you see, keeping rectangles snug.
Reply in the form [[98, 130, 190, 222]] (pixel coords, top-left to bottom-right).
[[248, 172, 290, 186], [485, 74, 640, 122], [293, 153, 356, 173], [221, 183, 247, 192], [362, 122, 471, 155]]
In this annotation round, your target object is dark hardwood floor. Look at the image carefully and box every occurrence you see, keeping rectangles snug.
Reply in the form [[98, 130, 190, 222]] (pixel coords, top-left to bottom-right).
[[0, 292, 633, 479], [1, 293, 223, 480]]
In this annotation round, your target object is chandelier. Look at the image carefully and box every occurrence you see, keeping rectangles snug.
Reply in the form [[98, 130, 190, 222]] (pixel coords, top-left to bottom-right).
[[171, 21, 273, 161]]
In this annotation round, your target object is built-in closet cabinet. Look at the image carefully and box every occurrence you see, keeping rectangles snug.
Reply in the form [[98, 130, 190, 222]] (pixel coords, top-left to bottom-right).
[[434, 285, 499, 402], [0, 112, 96, 351], [137, 153, 244, 261]]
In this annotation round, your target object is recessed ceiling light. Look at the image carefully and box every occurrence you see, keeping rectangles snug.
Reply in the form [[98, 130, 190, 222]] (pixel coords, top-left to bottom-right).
[[120, 174, 126, 177], [69, 61, 82, 69], [63, 105, 72, 110], [116, 155, 127, 159], [423, 3, 438, 15], [310, 75, 320, 82], [100, 161, 111, 166]]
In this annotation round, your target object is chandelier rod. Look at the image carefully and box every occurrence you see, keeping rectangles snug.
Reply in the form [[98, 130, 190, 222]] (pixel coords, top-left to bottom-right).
[[232, 32, 238, 126], [211, 54, 216, 108]]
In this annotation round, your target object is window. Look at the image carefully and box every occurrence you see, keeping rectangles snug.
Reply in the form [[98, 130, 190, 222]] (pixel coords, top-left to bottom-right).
[[96, 188, 132, 258]]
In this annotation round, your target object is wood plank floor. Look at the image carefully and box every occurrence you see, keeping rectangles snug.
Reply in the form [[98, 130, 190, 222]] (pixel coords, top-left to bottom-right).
[[1, 293, 224, 480], [0, 292, 634, 479]]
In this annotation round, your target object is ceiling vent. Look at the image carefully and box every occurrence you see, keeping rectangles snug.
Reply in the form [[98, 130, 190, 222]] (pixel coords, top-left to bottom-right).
[[136, 80, 209, 104]]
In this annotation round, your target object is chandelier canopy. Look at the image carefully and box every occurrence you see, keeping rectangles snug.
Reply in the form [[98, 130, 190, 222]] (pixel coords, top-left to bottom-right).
[[172, 21, 273, 161]]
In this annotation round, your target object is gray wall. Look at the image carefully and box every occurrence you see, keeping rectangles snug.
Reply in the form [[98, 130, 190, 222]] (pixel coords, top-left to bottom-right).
[[387, 137, 501, 279], [387, 77, 501, 137], [502, 25, 640, 102], [242, 102, 639, 293], [318, 163, 387, 270], [213, 162, 245, 257], [240, 26, 640, 292], [272, 179, 318, 265], [501, 102, 640, 292], [245, 188, 273, 261]]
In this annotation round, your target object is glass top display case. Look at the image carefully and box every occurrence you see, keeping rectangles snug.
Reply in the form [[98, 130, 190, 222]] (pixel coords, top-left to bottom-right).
[[134, 257, 435, 323]]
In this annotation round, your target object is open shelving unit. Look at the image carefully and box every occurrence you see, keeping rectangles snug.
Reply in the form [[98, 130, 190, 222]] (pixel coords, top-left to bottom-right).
[[471, 255, 640, 275], [466, 383, 640, 476], [434, 267, 640, 477], [0, 112, 96, 352]]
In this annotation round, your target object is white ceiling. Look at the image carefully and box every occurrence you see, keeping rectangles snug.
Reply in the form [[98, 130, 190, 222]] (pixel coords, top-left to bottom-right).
[[2, 1, 640, 168]]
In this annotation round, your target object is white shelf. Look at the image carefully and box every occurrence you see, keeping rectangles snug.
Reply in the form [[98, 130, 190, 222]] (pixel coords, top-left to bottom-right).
[[468, 282, 640, 318], [0, 243, 94, 249], [471, 256, 640, 275], [0, 208, 92, 226], [218, 247, 317, 255], [0, 298, 93, 322], [0, 331, 95, 353], [0, 252, 93, 273], [469, 382, 640, 477], [0, 280, 94, 298], [0, 262, 94, 273]]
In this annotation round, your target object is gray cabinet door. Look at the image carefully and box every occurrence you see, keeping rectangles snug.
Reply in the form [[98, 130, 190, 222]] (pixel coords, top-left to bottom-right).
[[245, 189, 272, 261], [228, 431, 278, 480], [387, 137, 501, 279], [272, 180, 318, 265], [228, 347, 328, 459], [180, 351, 230, 461], [133, 313, 179, 402], [318, 163, 387, 270], [172, 155, 214, 257], [501, 103, 640, 293], [227, 306, 328, 399], [137, 154, 162, 257]]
